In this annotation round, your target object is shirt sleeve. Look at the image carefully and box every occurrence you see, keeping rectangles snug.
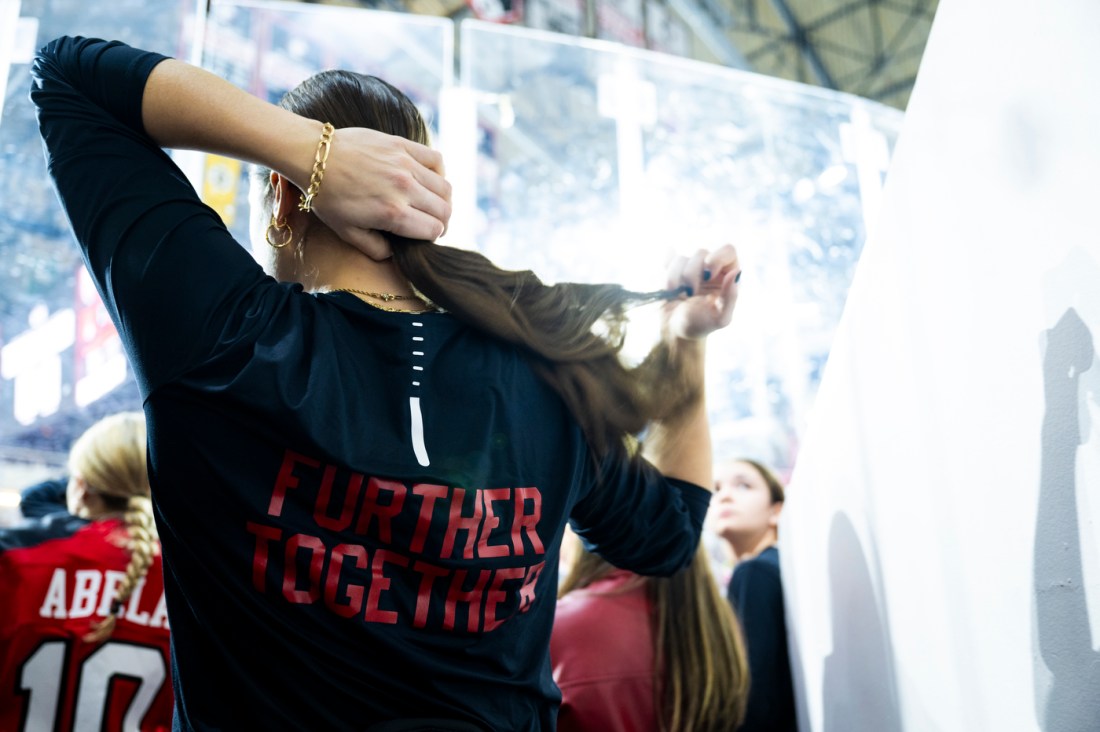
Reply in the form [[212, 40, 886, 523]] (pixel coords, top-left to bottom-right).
[[568, 453, 711, 576], [31, 36, 273, 397]]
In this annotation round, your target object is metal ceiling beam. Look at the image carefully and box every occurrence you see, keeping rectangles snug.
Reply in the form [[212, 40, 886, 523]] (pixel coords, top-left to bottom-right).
[[805, 0, 875, 32], [867, 74, 917, 102], [767, 0, 837, 88], [883, 1, 928, 56], [881, 0, 936, 20]]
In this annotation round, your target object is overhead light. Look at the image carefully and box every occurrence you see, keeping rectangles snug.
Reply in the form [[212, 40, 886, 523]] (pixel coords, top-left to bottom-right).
[[817, 164, 848, 190]]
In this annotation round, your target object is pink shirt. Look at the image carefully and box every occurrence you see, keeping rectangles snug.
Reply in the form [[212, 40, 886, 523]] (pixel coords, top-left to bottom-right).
[[551, 570, 658, 731]]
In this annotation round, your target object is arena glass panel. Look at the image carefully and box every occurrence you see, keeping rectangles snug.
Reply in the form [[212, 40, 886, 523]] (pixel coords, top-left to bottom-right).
[[0, 1, 451, 506], [0, 0, 200, 506]]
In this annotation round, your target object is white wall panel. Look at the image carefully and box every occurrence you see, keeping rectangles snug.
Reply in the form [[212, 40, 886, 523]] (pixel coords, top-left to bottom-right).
[[785, 1, 1100, 729]]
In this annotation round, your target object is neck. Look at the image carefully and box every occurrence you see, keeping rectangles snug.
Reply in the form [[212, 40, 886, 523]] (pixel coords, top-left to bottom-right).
[[325, 261, 415, 299], [297, 228, 417, 302], [728, 530, 777, 562]]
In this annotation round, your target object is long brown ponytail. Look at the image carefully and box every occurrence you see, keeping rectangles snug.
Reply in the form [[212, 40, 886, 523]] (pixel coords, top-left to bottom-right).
[[262, 71, 697, 457], [393, 239, 699, 455]]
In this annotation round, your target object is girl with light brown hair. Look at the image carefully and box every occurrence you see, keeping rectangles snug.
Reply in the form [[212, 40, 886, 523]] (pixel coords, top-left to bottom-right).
[[553, 539, 750, 732]]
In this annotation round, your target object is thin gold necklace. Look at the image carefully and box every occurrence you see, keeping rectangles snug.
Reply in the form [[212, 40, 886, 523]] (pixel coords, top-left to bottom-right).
[[329, 288, 437, 313]]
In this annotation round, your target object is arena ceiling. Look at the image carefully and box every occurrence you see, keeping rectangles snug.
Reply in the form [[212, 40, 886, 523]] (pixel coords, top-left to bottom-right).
[[383, 0, 940, 110], [706, 0, 939, 110]]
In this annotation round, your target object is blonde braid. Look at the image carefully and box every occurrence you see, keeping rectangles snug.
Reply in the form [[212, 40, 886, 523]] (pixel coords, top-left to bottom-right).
[[70, 412, 157, 644], [84, 495, 158, 643]]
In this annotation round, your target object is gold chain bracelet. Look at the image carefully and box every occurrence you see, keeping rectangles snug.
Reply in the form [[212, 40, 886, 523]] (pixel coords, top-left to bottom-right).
[[298, 122, 335, 212]]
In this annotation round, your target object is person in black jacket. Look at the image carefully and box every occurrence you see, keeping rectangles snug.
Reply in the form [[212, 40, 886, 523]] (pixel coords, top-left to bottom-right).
[[713, 458, 797, 732], [33, 36, 742, 731], [19, 477, 68, 519]]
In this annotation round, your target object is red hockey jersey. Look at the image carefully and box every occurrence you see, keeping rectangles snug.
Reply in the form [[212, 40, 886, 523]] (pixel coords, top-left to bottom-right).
[[0, 516, 172, 731]]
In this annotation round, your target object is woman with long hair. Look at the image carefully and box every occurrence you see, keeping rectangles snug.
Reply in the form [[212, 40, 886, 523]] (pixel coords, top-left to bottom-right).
[[712, 458, 797, 732], [0, 412, 171, 731], [33, 36, 740, 730], [553, 541, 749, 731]]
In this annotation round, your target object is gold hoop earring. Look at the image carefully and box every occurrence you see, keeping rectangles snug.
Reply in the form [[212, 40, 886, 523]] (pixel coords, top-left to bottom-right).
[[265, 215, 293, 249]]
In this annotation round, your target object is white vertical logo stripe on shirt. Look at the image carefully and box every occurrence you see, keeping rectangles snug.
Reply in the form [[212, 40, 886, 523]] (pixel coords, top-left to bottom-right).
[[409, 397, 430, 467]]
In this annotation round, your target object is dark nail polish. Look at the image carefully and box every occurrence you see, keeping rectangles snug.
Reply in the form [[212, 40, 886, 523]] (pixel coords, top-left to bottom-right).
[[685, 286, 694, 297], [734, 271, 742, 284], [702, 269, 712, 282]]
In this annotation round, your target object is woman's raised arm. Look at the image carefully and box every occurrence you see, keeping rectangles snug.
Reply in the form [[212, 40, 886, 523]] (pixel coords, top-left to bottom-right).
[[141, 58, 451, 244], [642, 244, 741, 490]]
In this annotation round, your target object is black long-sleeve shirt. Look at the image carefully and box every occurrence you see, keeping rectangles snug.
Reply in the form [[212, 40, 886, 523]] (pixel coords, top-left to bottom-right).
[[32, 36, 710, 731]]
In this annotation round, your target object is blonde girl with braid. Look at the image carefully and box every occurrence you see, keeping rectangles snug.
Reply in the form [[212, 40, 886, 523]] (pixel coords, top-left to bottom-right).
[[0, 411, 173, 731], [65, 412, 160, 643]]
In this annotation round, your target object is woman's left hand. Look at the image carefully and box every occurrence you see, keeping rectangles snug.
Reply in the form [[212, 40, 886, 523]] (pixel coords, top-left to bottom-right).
[[662, 244, 741, 340]]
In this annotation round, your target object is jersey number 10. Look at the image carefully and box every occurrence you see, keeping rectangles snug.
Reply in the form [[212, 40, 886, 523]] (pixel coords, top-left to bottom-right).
[[18, 640, 167, 731]]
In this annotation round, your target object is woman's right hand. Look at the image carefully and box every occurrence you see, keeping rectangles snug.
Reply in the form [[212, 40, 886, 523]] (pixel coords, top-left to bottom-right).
[[301, 126, 452, 259]]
